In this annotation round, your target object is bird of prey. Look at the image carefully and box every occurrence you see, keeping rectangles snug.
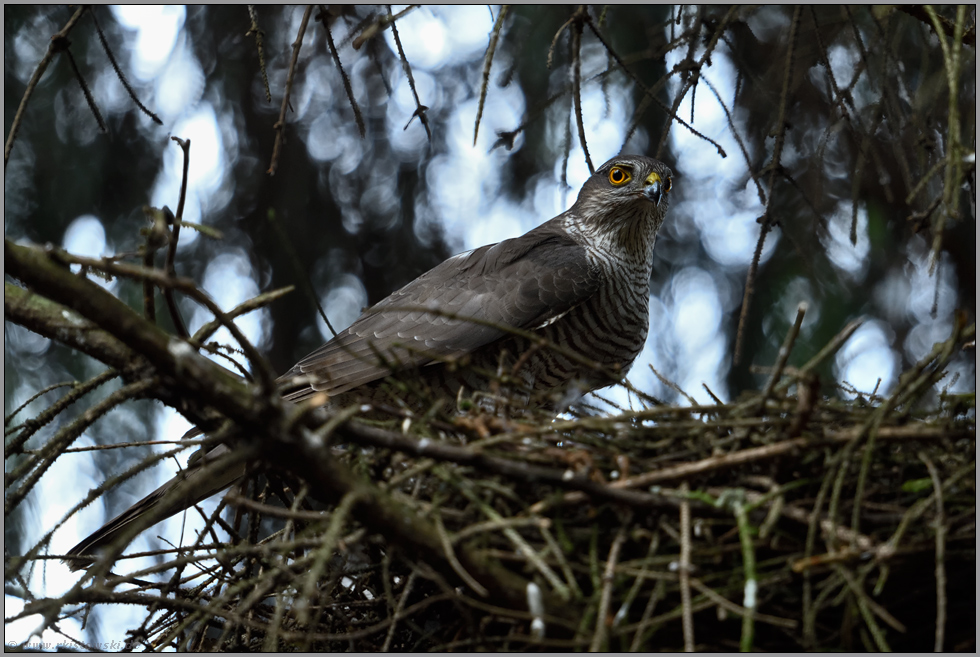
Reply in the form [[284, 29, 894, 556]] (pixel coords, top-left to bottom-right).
[[65, 154, 673, 569]]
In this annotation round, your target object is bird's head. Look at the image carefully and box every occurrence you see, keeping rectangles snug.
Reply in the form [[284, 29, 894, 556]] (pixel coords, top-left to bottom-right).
[[569, 155, 673, 259]]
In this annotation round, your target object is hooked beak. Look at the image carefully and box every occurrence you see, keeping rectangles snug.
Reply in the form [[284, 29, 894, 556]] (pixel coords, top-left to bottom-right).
[[643, 171, 669, 205]]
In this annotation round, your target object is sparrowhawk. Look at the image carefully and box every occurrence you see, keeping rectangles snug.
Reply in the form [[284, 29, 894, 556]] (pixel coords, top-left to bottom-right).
[[65, 154, 673, 568]]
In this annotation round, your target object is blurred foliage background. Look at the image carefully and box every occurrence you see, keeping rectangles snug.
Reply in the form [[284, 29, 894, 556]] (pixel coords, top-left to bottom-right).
[[4, 4, 975, 647]]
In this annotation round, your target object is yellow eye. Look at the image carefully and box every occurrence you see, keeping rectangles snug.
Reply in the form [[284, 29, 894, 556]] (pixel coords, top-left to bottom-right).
[[664, 176, 672, 193], [608, 166, 631, 186]]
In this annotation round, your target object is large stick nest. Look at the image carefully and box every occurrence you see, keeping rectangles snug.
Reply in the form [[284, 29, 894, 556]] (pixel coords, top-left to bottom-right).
[[6, 263, 974, 650]]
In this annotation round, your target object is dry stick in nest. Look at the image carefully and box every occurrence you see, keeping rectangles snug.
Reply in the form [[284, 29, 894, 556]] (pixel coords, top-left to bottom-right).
[[589, 519, 630, 651], [846, 316, 971, 539], [678, 481, 695, 652], [919, 451, 947, 652]]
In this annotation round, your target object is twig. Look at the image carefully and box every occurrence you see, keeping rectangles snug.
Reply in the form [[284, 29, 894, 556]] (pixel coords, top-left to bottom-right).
[[246, 6, 272, 102], [734, 6, 802, 366], [648, 363, 697, 406], [141, 206, 170, 322], [474, 5, 508, 146], [388, 5, 431, 141], [165, 139, 191, 338], [5, 370, 119, 456], [191, 285, 294, 346], [318, 5, 365, 139], [434, 512, 488, 597], [4, 379, 156, 516], [589, 423, 965, 494], [62, 43, 106, 133], [755, 302, 806, 411], [733, 497, 758, 651], [678, 481, 694, 652], [269, 5, 313, 175], [590, 518, 630, 651], [3, 380, 74, 430], [652, 6, 737, 159], [700, 75, 766, 204], [569, 7, 594, 174], [5, 6, 87, 170], [628, 577, 665, 651], [381, 570, 417, 651], [688, 578, 796, 629], [835, 566, 898, 650], [923, 4, 968, 273], [897, 4, 976, 47], [351, 4, 417, 50], [547, 13, 576, 70], [36, 246, 278, 393], [91, 7, 162, 123], [296, 491, 362, 626], [919, 452, 947, 652]]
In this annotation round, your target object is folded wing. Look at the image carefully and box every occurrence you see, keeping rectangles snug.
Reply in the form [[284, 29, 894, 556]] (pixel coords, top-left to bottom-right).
[[278, 220, 599, 400]]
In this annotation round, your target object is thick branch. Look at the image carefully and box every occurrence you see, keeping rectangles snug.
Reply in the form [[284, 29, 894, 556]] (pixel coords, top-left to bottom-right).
[[5, 282, 137, 372], [4, 239, 569, 618]]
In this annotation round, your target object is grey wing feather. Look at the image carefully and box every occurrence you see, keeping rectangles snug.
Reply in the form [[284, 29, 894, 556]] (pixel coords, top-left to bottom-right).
[[278, 219, 599, 399], [64, 443, 245, 570]]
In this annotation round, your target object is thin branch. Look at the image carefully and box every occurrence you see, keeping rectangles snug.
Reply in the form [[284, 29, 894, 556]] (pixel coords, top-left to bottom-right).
[[4, 370, 119, 457], [755, 302, 806, 410], [388, 5, 431, 141], [590, 518, 630, 651], [269, 5, 314, 175], [701, 75, 766, 205], [351, 4, 417, 50], [318, 5, 366, 140], [62, 43, 106, 133], [734, 5, 802, 366], [923, 4, 968, 272], [266, 211, 335, 336], [4, 6, 87, 170], [5, 378, 156, 516], [16, 243, 277, 394], [474, 5, 508, 146], [898, 4, 976, 46], [569, 7, 594, 174], [91, 7, 162, 124], [165, 138, 191, 338], [652, 6, 737, 159], [679, 482, 695, 652], [246, 5, 272, 102], [919, 452, 947, 652], [4, 381, 76, 429]]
